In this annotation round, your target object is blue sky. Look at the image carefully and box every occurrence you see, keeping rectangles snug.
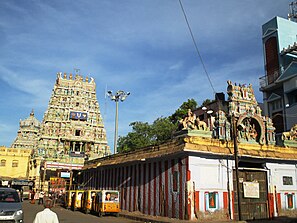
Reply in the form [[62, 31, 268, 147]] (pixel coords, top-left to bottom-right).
[[0, 0, 292, 153]]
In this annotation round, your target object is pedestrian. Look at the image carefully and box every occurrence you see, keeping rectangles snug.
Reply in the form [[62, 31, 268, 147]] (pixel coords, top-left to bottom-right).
[[20, 189, 23, 202], [38, 190, 44, 205], [34, 190, 39, 204], [30, 189, 36, 204], [33, 199, 59, 223]]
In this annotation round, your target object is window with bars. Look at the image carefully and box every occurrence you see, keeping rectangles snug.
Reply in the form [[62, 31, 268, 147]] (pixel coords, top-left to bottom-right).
[[12, 160, 18, 168], [283, 176, 293, 185], [286, 193, 295, 209], [205, 191, 219, 210], [0, 159, 6, 167]]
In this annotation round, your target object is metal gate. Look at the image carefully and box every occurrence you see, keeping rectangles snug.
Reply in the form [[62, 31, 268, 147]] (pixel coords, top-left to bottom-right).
[[233, 169, 269, 220]]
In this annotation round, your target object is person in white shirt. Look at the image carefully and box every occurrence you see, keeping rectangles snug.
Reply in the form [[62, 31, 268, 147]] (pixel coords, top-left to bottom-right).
[[38, 191, 45, 205], [33, 199, 59, 223]]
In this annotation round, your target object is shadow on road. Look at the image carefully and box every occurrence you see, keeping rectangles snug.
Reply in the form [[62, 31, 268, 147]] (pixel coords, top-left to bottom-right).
[[246, 216, 297, 223]]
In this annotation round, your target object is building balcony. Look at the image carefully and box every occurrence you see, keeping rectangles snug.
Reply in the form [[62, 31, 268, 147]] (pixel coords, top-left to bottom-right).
[[259, 71, 280, 90]]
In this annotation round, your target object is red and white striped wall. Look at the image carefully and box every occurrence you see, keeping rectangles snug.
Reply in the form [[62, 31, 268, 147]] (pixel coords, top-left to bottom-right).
[[82, 155, 297, 220], [82, 155, 190, 219]]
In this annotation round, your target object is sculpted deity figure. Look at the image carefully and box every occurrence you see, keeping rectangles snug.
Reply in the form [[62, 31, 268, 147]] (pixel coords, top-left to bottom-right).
[[195, 117, 207, 130], [57, 72, 62, 79], [179, 109, 197, 130]]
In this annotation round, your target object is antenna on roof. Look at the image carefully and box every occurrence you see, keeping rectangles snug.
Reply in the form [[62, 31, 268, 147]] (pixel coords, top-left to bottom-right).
[[288, 1, 297, 22]]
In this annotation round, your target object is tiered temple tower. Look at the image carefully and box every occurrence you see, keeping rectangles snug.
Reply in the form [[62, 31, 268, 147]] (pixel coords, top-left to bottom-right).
[[37, 72, 110, 162], [11, 110, 41, 150]]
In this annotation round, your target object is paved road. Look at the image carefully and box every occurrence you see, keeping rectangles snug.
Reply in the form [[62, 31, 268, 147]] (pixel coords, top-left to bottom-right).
[[22, 200, 297, 223], [22, 200, 142, 223]]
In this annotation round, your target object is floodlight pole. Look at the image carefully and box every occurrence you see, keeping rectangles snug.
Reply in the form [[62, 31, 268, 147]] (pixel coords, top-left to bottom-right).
[[107, 90, 130, 154], [114, 99, 119, 154]]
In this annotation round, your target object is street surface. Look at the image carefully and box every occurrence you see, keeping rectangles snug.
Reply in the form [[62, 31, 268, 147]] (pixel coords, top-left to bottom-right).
[[22, 200, 142, 223], [22, 200, 297, 223]]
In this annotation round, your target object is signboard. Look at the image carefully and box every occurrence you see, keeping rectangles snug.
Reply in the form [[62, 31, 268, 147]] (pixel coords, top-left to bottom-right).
[[61, 172, 70, 178], [11, 180, 34, 187], [69, 111, 88, 121], [69, 151, 85, 158], [50, 177, 66, 191], [243, 181, 260, 198], [45, 161, 83, 170]]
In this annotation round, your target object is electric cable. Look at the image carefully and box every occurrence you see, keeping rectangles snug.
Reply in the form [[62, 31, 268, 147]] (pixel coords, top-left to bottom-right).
[[178, 0, 216, 96]]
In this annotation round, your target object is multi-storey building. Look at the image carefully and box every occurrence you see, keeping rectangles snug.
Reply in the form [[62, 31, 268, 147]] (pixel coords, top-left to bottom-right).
[[259, 15, 297, 143], [11, 110, 41, 151], [0, 146, 32, 188]]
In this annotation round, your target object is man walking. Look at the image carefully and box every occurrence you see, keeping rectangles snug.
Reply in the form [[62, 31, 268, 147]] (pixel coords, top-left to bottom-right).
[[33, 199, 59, 223], [38, 190, 45, 205]]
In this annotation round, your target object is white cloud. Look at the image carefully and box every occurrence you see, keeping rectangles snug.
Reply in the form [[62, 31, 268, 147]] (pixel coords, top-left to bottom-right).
[[169, 61, 184, 70], [0, 0, 292, 149]]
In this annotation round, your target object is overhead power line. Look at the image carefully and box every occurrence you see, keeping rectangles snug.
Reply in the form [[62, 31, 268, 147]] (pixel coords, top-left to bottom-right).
[[178, 0, 216, 96]]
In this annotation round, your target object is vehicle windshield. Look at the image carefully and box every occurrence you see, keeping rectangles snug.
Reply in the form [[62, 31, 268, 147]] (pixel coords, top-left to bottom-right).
[[104, 191, 119, 202], [0, 190, 20, 203]]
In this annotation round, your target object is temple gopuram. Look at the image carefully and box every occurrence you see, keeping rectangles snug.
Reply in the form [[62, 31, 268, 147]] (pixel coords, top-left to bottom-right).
[[37, 72, 110, 162], [11, 110, 41, 150], [26, 72, 110, 190]]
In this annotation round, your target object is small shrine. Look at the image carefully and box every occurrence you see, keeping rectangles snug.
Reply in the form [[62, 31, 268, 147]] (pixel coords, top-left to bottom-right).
[[215, 80, 275, 145], [176, 80, 276, 146]]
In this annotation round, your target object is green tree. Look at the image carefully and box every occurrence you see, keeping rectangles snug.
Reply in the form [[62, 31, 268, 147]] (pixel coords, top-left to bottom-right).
[[117, 98, 198, 153], [117, 121, 152, 153], [151, 117, 176, 144], [169, 98, 198, 124], [117, 117, 176, 153], [201, 99, 213, 107]]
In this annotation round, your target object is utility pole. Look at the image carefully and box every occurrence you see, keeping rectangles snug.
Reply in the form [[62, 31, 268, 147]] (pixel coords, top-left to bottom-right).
[[232, 115, 242, 221]]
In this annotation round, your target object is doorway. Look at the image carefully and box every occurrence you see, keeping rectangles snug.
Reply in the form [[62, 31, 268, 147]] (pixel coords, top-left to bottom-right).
[[233, 168, 269, 220]]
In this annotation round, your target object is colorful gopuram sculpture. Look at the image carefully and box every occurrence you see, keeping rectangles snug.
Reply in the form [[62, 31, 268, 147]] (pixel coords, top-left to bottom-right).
[[179, 109, 208, 131], [215, 80, 275, 145], [177, 80, 276, 145], [11, 110, 41, 150], [37, 72, 110, 161]]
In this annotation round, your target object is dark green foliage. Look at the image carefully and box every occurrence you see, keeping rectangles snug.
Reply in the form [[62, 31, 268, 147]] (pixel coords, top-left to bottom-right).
[[151, 117, 177, 144], [117, 122, 152, 153], [169, 99, 197, 124], [117, 99, 198, 153], [201, 99, 213, 107]]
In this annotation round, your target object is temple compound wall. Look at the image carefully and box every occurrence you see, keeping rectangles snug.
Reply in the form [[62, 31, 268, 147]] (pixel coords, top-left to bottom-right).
[[82, 137, 297, 221], [81, 81, 297, 221]]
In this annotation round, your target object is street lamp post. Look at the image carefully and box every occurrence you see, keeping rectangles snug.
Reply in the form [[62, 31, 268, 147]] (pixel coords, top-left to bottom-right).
[[107, 90, 130, 154], [202, 106, 214, 130]]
